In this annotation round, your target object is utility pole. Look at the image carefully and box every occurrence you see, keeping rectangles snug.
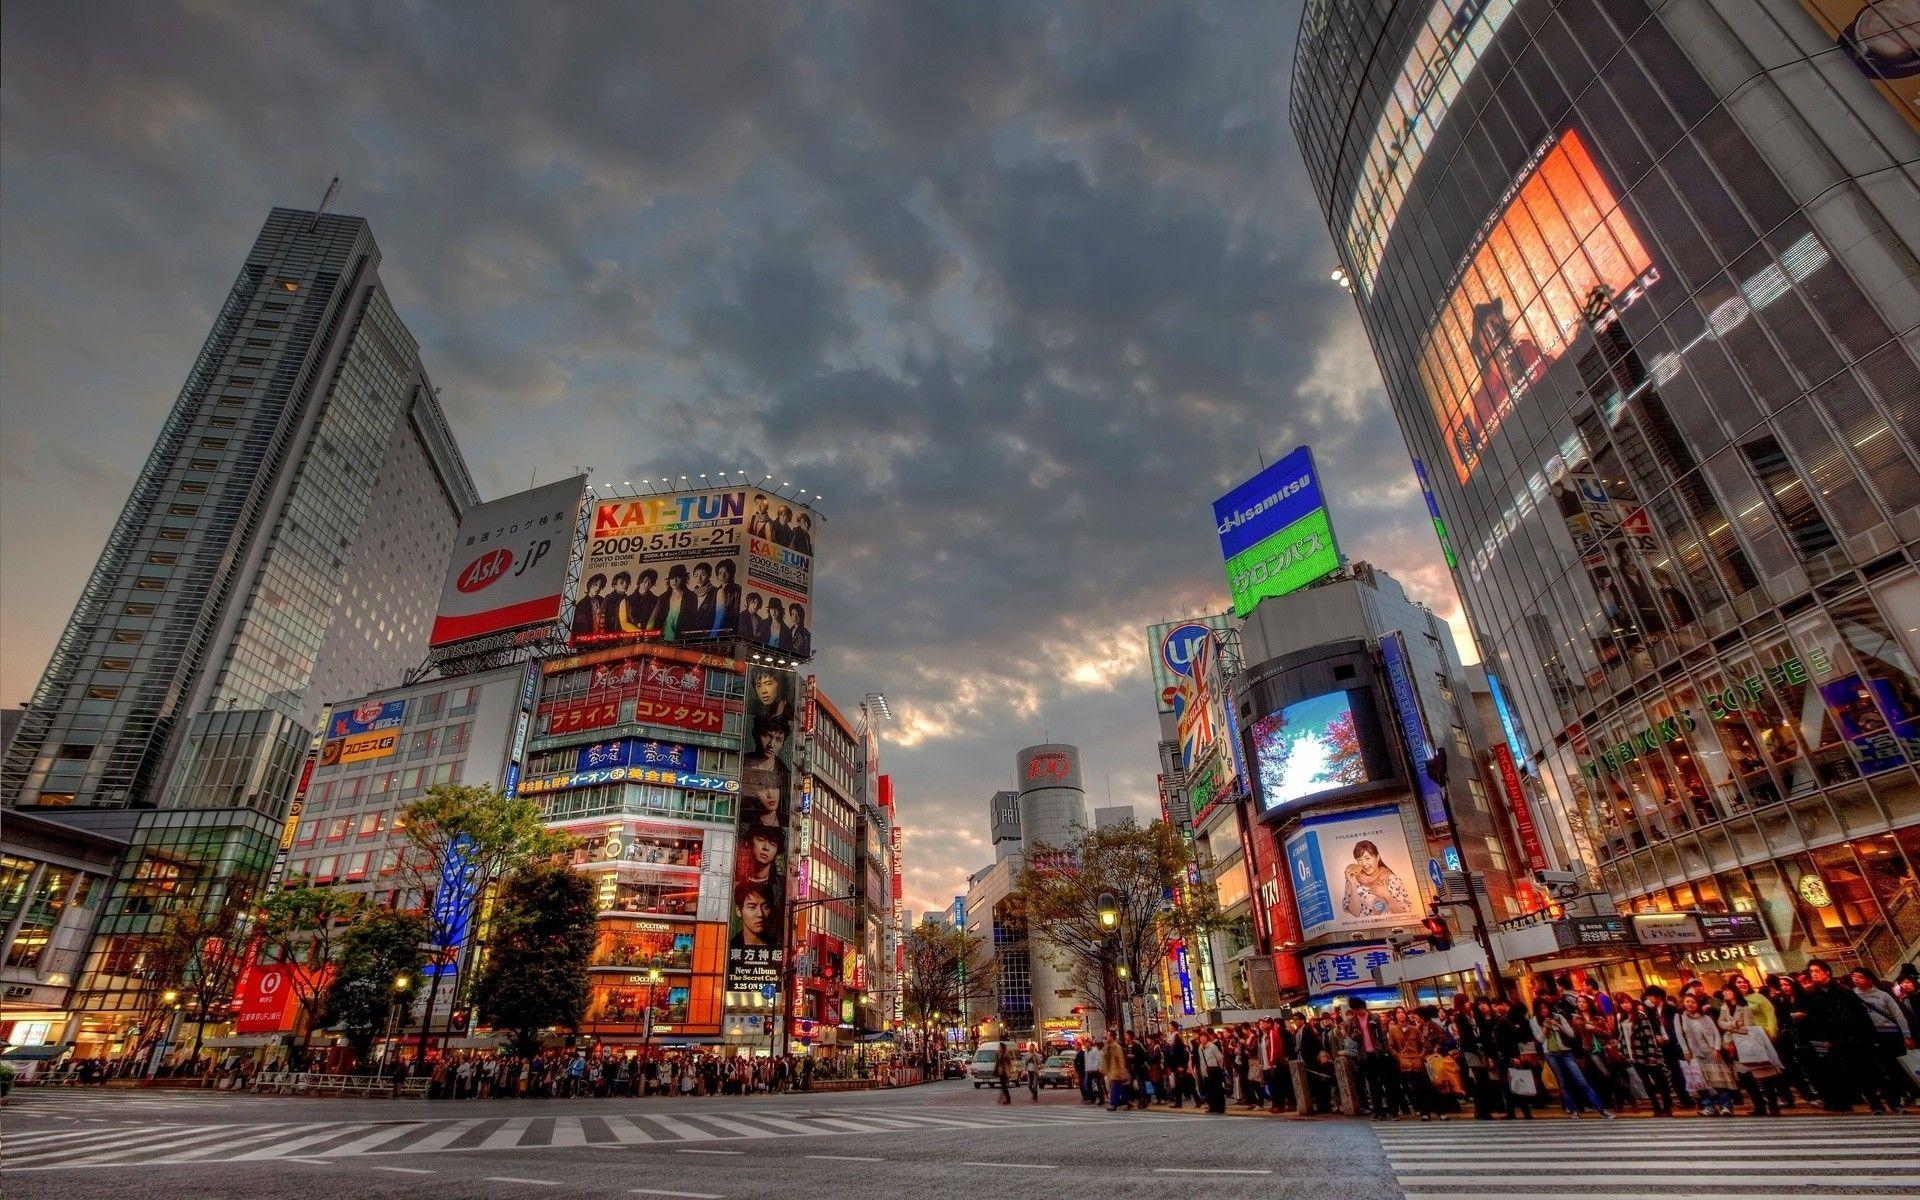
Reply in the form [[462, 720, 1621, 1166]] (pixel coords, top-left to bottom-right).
[[1424, 747, 1507, 998]]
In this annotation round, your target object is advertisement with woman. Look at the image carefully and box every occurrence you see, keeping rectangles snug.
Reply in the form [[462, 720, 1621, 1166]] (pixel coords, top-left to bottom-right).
[[727, 665, 800, 990], [1284, 805, 1421, 940]]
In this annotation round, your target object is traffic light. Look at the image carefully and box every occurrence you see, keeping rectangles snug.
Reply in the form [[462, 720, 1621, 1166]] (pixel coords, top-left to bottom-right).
[[1421, 913, 1452, 951]]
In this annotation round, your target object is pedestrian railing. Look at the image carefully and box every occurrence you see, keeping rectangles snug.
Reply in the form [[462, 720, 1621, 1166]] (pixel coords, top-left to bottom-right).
[[252, 1071, 429, 1098]]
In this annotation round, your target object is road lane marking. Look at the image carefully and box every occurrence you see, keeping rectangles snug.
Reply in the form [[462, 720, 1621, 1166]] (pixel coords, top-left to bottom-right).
[[807, 1154, 883, 1162], [486, 1177, 560, 1186], [1155, 1167, 1273, 1175], [675, 1148, 744, 1155], [372, 1165, 437, 1174], [958, 1161, 1056, 1169], [631, 1190, 724, 1199]]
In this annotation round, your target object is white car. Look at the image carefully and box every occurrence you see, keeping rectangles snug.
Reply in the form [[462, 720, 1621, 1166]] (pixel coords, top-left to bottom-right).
[[967, 1046, 1001, 1087]]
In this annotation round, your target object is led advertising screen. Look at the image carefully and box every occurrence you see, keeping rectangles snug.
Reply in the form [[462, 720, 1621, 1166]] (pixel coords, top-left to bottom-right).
[[1284, 804, 1419, 940], [573, 488, 816, 657], [1250, 689, 1373, 815], [1213, 446, 1340, 617], [1418, 128, 1656, 483], [1795, 0, 1920, 135], [429, 476, 585, 649]]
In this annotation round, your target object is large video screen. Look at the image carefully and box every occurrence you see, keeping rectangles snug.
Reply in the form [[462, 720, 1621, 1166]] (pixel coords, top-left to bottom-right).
[[1251, 689, 1373, 814], [1417, 128, 1656, 483]]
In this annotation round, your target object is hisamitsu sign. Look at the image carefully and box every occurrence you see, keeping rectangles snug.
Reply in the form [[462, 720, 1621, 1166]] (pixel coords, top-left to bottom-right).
[[1213, 446, 1341, 617]]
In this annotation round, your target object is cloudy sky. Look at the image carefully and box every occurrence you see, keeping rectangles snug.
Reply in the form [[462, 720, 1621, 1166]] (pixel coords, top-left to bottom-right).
[[0, 1, 1468, 918]]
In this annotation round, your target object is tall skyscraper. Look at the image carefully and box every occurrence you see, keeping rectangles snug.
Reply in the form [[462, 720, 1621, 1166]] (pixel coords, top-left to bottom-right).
[[3, 207, 477, 816], [1292, 1, 1920, 985]]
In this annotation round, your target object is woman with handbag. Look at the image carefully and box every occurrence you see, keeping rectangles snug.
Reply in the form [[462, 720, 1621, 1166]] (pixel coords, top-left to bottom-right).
[[1531, 996, 1613, 1118], [1497, 1000, 1540, 1119], [1675, 990, 1739, 1115], [1615, 995, 1675, 1115], [1450, 997, 1496, 1120], [1718, 985, 1783, 1115]]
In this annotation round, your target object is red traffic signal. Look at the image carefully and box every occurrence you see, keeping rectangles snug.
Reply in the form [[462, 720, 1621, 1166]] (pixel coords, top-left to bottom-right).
[[1421, 914, 1452, 951]]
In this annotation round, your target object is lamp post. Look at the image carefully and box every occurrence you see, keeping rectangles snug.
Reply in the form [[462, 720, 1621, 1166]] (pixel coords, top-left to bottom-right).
[[641, 960, 663, 1067], [388, 973, 412, 1096], [1097, 892, 1125, 1038]]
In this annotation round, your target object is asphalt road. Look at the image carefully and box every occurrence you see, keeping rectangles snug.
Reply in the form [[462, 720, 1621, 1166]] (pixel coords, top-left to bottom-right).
[[3, 1080, 1915, 1199]]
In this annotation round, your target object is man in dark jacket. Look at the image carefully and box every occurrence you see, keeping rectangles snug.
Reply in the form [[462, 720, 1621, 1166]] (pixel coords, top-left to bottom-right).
[[1800, 958, 1879, 1111], [1162, 1030, 1191, 1108]]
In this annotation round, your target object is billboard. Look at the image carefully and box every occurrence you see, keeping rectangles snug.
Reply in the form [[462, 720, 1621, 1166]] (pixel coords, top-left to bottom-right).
[[1418, 127, 1657, 482], [430, 476, 585, 649], [728, 665, 801, 990], [572, 488, 816, 656], [1213, 447, 1340, 617], [231, 962, 330, 1033], [1380, 633, 1447, 829], [1794, 0, 1920, 135], [1249, 689, 1374, 815], [1146, 614, 1232, 714], [320, 699, 406, 766], [1285, 805, 1419, 940]]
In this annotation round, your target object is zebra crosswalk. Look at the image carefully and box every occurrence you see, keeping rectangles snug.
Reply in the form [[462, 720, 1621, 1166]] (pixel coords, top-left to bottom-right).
[[1373, 1113, 1920, 1198], [1, 1105, 1113, 1172]]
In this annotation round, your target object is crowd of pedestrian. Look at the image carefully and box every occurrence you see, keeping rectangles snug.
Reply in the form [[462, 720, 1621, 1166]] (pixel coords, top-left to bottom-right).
[[1041, 959, 1919, 1121], [418, 1049, 830, 1099]]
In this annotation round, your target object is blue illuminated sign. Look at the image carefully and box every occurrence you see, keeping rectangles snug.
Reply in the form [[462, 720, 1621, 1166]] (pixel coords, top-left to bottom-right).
[[1213, 445, 1328, 560], [1485, 670, 1532, 767], [1381, 633, 1447, 828], [575, 738, 697, 774]]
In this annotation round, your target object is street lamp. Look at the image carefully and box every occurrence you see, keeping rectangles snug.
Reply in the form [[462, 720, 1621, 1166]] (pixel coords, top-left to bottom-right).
[[387, 974, 412, 1096], [642, 960, 663, 1071], [1096, 893, 1126, 1037]]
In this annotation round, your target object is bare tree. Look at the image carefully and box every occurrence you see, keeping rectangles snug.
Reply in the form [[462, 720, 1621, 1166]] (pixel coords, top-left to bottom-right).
[[1017, 820, 1215, 1034], [900, 919, 996, 1058]]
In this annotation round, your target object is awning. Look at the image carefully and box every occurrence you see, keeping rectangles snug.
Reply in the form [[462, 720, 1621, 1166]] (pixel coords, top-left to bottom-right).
[[0, 1045, 67, 1060], [200, 1035, 283, 1048], [442, 1036, 506, 1049]]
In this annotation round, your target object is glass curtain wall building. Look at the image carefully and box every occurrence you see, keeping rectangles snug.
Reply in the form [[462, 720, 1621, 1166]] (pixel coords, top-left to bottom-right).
[[1292, 0, 1920, 983], [3, 207, 477, 817], [2, 208, 478, 1045]]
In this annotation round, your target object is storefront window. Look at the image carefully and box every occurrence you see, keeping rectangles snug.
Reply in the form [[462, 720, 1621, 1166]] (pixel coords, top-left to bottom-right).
[[594, 924, 696, 971], [1855, 831, 1920, 975], [600, 878, 699, 918]]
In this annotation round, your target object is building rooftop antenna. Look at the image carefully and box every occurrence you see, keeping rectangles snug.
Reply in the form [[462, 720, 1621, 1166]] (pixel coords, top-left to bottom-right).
[[308, 175, 341, 231]]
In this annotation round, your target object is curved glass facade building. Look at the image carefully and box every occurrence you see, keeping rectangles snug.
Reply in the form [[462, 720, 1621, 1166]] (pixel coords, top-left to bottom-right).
[[1292, 0, 1920, 983]]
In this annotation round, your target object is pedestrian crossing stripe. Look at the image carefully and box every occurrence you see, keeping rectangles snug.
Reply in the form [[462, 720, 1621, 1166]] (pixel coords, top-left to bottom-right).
[[1373, 1115, 1920, 1199], [0, 1107, 1115, 1171]]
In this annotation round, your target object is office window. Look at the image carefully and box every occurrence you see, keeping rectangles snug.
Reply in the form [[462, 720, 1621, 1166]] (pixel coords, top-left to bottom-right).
[[99, 659, 132, 672], [111, 631, 141, 644], [86, 687, 119, 701]]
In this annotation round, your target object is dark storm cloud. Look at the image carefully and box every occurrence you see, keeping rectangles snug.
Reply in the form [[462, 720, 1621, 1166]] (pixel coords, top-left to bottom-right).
[[0, 0, 1462, 917]]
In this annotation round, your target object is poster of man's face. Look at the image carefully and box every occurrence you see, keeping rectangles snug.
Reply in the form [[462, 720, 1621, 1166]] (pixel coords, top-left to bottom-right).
[[726, 664, 799, 989]]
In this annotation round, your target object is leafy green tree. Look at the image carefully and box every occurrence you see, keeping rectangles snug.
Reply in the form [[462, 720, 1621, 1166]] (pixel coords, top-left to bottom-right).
[[256, 880, 364, 1063], [471, 861, 596, 1058], [327, 906, 430, 1069], [1017, 819, 1216, 1032], [396, 783, 573, 1062]]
